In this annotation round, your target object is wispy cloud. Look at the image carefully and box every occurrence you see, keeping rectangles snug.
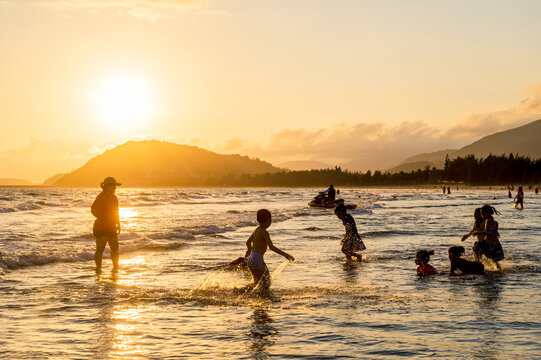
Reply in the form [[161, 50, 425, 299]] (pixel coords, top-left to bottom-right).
[[218, 82, 541, 171], [34, 0, 211, 20], [444, 82, 541, 138]]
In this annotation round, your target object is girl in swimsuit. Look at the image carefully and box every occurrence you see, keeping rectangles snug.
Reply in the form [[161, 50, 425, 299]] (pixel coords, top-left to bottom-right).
[[415, 250, 438, 276]]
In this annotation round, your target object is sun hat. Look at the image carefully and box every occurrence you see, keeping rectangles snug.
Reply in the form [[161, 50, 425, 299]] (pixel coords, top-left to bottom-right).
[[102, 177, 121, 186]]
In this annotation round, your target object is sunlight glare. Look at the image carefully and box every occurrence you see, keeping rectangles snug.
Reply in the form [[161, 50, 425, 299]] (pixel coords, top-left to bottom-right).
[[93, 75, 154, 130]]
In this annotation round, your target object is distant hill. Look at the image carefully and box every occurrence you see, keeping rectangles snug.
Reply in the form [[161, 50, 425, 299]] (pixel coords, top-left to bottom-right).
[[52, 140, 280, 187], [340, 156, 392, 172], [0, 178, 33, 186], [278, 160, 330, 171], [42, 173, 68, 186], [389, 119, 541, 173]]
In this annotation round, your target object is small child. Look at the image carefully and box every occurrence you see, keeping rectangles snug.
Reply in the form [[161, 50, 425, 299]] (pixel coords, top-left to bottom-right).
[[415, 250, 438, 276], [448, 246, 484, 275], [244, 209, 294, 292], [334, 204, 366, 260]]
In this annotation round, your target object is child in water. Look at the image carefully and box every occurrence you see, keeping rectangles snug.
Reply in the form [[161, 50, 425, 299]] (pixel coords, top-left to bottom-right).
[[244, 209, 294, 292], [461, 208, 484, 244], [415, 250, 438, 276], [472, 205, 505, 270], [334, 204, 366, 260], [448, 246, 484, 275]]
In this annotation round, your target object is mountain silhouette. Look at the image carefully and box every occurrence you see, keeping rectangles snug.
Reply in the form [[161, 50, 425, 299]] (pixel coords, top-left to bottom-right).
[[389, 119, 541, 172], [0, 178, 33, 186], [52, 140, 279, 187]]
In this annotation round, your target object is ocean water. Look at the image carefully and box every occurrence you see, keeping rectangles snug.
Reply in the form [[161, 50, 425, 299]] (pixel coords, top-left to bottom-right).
[[0, 187, 539, 359]]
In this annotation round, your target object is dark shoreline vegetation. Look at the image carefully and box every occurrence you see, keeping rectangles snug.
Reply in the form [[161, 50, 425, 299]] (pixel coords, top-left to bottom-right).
[[215, 154, 541, 187], [5, 154, 540, 188]]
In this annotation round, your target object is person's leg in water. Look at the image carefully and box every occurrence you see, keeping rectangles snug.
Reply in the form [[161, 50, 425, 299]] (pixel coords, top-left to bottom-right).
[[95, 236, 108, 273], [250, 266, 271, 292], [342, 242, 362, 261], [472, 242, 482, 262], [109, 235, 119, 270]]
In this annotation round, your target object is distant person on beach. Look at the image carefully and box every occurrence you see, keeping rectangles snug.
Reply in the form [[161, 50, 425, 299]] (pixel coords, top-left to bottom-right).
[[415, 250, 438, 276], [514, 186, 524, 209], [334, 204, 366, 261], [461, 208, 484, 245], [508, 187, 512, 198], [448, 246, 484, 275], [442, 186, 446, 194], [535, 187, 539, 195], [91, 177, 121, 272], [447, 186, 451, 194], [471, 205, 505, 269], [244, 209, 294, 292], [324, 185, 336, 201]]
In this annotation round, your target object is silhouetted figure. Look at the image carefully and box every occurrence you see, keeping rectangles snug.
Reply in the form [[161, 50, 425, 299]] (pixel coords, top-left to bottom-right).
[[447, 186, 451, 194], [244, 209, 294, 292], [449, 246, 484, 275], [334, 204, 365, 260], [508, 187, 512, 198], [536, 187, 539, 195], [325, 185, 336, 201], [514, 186, 524, 209], [471, 205, 504, 269], [443, 186, 446, 194], [91, 177, 121, 273]]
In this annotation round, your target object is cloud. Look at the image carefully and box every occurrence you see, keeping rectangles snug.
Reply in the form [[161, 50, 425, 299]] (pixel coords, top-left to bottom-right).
[[444, 82, 541, 138], [34, 0, 210, 20], [217, 82, 541, 171], [223, 121, 459, 171]]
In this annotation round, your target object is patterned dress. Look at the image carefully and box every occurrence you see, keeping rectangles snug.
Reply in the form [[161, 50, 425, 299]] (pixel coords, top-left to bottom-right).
[[341, 214, 366, 254]]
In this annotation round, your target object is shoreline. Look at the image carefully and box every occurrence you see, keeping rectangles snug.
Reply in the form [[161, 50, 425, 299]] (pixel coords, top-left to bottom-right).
[[1, 184, 538, 192]]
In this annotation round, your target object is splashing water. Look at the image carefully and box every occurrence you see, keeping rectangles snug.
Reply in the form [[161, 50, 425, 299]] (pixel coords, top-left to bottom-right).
[[271, 260, 290, 282]]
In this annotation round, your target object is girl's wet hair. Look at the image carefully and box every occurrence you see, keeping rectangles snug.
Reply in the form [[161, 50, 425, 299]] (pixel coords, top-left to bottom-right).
[[416, 249, 434, 263], [481, 204, 500, 216], [474, 208, 483, 227], [334, 203, 347, 214], [448, 246, 465, 257]]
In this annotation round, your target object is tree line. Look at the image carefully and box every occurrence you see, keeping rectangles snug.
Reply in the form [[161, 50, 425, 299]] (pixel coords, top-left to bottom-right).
[[209, 154, 541, 187]]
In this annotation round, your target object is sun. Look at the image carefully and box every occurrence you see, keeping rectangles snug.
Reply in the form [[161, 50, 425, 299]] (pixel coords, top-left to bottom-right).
[[93, 75, 154, 130]]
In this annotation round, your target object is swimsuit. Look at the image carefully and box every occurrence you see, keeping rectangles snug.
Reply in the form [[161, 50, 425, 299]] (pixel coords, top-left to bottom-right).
[[417, 264, 438, 276], [248, 252, 266, 270]]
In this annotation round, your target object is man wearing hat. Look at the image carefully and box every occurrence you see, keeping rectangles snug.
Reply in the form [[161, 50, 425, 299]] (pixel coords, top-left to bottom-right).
[[91, 177, 122, 272]]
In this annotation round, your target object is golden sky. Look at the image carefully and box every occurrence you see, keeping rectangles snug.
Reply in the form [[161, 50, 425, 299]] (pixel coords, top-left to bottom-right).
[[1, 0, 541, 181]]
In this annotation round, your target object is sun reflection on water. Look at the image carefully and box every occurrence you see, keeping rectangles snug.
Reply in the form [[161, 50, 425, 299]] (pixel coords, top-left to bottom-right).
[[119, 207, 139, 229], [109, 305, 156, 359]]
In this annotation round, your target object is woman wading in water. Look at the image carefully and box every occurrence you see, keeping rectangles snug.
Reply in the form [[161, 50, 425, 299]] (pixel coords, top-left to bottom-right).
[[91, 177, 121, 273]]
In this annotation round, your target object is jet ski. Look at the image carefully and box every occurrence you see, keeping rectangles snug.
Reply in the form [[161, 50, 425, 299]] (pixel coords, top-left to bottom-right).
[[308, 193, 357, 209]]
